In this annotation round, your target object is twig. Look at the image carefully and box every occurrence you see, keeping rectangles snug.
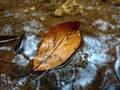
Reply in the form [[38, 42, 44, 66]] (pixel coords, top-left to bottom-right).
[[0, 59, 14, 64]]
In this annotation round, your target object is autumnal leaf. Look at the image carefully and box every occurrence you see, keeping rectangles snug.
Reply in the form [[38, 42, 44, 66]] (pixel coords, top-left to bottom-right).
[[33, 21, 81, 71]]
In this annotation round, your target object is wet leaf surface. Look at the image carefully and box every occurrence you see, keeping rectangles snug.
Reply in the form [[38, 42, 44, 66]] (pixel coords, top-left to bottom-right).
[[33, 21, 81, 71], [0, 0, 120, 90]]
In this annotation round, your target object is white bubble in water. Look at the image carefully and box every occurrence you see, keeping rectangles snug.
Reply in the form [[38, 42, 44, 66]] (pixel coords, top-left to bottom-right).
[[114, 45, 120, 80]]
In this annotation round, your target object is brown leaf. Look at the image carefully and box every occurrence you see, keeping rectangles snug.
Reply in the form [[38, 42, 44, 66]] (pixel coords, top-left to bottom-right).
[[33, 21, 81, 71]]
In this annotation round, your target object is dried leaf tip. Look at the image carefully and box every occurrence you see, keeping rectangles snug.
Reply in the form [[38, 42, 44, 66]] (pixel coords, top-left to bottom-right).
[[57, 21, 81, 30]]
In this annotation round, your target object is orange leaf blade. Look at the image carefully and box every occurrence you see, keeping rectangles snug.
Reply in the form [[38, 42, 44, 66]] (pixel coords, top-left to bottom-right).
[[33, 21, 81, 71]]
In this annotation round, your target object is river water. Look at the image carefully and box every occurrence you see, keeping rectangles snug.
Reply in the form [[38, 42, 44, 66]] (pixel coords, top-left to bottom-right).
[[0, 0, 120, 90]]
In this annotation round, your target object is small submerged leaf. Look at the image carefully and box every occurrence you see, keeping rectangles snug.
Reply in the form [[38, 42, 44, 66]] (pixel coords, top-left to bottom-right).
[[33, 21, 81, 71]]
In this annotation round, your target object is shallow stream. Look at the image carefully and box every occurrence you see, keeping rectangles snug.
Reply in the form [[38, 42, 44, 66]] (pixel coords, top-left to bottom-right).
[[0, 0, 120, 90]]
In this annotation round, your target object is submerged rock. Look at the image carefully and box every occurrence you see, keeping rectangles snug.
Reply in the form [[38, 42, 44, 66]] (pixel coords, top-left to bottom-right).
[[54, 0, 84, 16]]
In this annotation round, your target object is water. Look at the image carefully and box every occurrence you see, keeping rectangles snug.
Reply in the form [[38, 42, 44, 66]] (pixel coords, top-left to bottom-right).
[[0, 0, 120, 90]]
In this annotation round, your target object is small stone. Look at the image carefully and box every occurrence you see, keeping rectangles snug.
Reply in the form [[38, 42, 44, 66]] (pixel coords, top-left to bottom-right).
[[29, 6, 35, 11], [39, 12, 47, 21], [40, 16, 46, 21], [24, 9, 29, 13]]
